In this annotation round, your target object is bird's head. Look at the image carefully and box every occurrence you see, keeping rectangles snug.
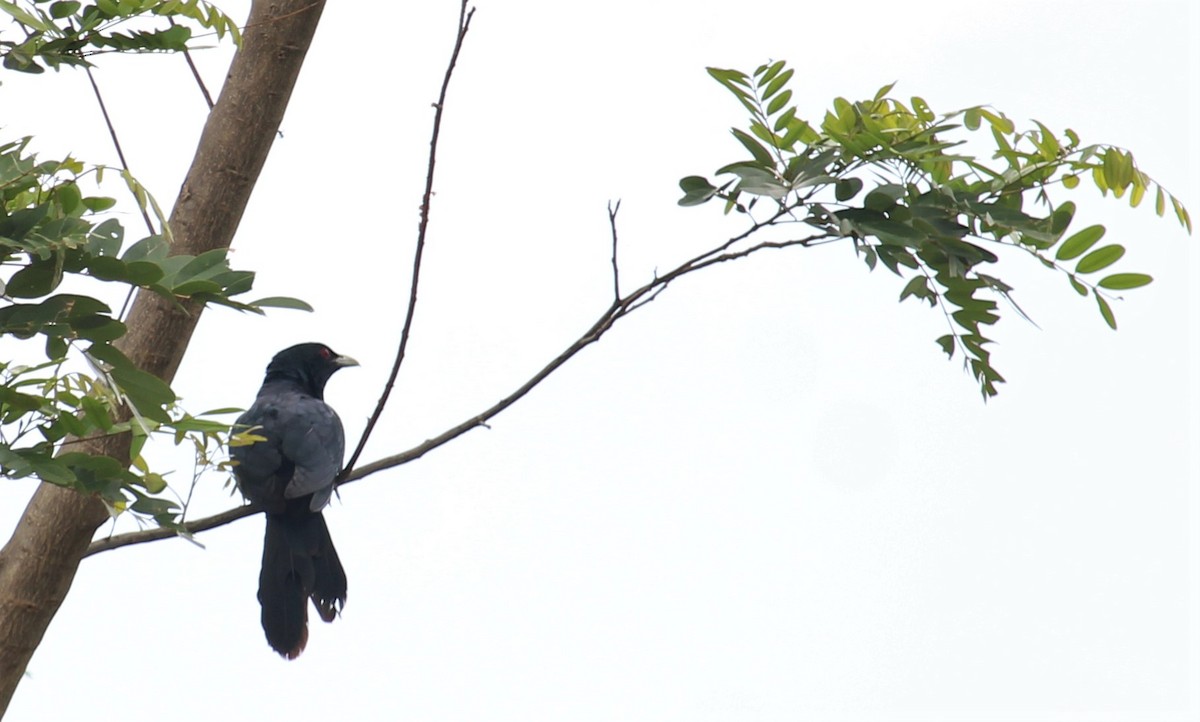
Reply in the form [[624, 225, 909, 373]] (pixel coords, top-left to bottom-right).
[[262, 342, 359, 398]]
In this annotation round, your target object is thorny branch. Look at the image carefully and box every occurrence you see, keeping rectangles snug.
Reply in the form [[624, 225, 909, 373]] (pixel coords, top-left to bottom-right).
[[84, 205, 833, 558]]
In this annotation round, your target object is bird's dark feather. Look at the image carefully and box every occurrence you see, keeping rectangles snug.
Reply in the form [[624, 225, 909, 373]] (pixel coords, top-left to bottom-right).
[[230, 342, 353, 659]]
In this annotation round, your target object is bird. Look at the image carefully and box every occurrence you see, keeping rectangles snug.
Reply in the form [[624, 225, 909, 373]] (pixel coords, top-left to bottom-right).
[[230, 342, 358, 659]]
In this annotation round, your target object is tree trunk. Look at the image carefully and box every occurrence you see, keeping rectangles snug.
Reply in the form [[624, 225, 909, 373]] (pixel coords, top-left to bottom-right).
[[0, 1, 327, 713]]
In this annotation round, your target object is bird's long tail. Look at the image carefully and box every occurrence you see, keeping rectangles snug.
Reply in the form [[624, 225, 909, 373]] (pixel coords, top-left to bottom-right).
[[258, 502, 347, 659]]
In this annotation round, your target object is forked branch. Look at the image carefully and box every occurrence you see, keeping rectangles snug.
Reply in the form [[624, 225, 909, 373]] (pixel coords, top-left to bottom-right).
[[84, 206, 832, 558], [339, 0, 476, 479]]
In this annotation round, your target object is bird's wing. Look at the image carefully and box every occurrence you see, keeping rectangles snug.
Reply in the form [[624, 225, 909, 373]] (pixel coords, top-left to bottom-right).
[[232, 392, 345, 511], [231, 400, 287, 504], [275, 395, 345, 508]]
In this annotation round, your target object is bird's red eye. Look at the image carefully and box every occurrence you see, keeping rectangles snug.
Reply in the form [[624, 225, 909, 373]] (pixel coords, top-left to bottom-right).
[[319, 347, 332, 359]]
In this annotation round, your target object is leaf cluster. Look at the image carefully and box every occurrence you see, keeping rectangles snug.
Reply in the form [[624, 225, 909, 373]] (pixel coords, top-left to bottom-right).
[[1, 136, 302, 527], [679, 62, 1190, 398], [0, 0, 239, 73]]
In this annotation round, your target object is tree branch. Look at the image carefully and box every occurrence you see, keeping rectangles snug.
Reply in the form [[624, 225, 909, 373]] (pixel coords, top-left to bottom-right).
[[339, 0, 475, 480], [84, 211, 834, 558], [609, 199, 622, 300]]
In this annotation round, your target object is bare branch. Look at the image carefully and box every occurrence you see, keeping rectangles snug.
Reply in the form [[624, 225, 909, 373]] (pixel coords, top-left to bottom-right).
[[170, 17, 216, 110], [85, 67, 155, 238], [609, 200, 622, 300], [84, 503, 256, 558], [339, 0, 475, 480], [84, 213, 835, 558]]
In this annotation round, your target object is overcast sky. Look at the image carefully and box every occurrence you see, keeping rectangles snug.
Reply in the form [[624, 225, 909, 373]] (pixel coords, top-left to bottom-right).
[[1, 1, 1198, 720]]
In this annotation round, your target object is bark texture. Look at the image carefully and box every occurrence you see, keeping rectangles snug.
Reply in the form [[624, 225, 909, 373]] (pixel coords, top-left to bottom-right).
[[0, 1, 327, 714]]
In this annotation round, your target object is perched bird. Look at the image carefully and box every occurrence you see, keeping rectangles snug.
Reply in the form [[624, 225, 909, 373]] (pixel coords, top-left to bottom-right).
[[231, 342, 358, 659]]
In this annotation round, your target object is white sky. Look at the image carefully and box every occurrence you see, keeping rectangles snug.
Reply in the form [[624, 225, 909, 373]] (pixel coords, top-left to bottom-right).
[[1, 1, 1198, 720]]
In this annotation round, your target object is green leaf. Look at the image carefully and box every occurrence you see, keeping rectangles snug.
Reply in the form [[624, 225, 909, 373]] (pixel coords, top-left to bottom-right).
[[128, 490, 178, 517], [1075, 244, 1125, 274], [0, 0, 55, 31], [171, 279, 224, 296], [730, 128, 776, 166], [121, 235, 170, 262], [899, 276, 934, 306], [678, 175, 718, 206], [761, 68, 793, 101], [858, 218, 923, 245], [1049, 201, 1076, 237], [86, 256, 130, 283], [1055, 224, 1105, 261], [707, 68, 758, 114], [123, 261, 165, 286], [766, 89, 792, 116], [1128, 181, 1146, 208], [911, 96, 934, 122], [935, 334, 955, 358], [963, 108, 981, 131], [772, 106, 796, 133], [1097, 273, 1152, 290], [249, 296, 314, 312], [864, 184, 905, 211], [707, 67, 751, 87], [138, 472, 167, 494], [756, 60, 786, 87], [1172, 196, 1192, 233], [108, 365, 174, 422], [979, 109, 1014, 134], [1102, 147, 1134, 190], [81, 395, 114, 432], [72, 316, 126, 342], [49, 0, 80, 18], [29, 457, 77, 485], [834, 178, 863, 202], [778, 118, 817, 150], [6, 258, 62, 298], [86, 218, 124, 256], [1095, 294, 1117, 330], [172, 248, 230, 284], [872, 81, 897, 102]]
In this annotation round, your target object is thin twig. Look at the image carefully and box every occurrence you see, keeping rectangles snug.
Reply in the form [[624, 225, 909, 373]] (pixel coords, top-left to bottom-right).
[[608, 200, 622, 300], [84, 503, 256, 557], [85, 67, 155, 235], [85, 66, 156, 320], [170, 17, 215, 110], [338, 0, 475, 481]]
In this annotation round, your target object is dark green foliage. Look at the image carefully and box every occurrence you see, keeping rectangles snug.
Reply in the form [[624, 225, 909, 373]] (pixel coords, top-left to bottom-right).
[[0, 0, 240, 72], [0, 135, 300, 526]]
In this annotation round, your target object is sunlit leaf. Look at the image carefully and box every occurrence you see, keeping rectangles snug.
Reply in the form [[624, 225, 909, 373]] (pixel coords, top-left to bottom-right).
[[1075, 245, 1125, 274], [1095, 294, 1117, 329], [1097, 273, 1152, 290], [1055, 224, 1105, 261], [249, 296, 314, 312], [762, 68, 794, 100]]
